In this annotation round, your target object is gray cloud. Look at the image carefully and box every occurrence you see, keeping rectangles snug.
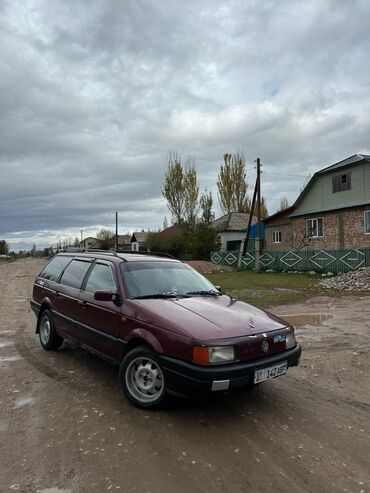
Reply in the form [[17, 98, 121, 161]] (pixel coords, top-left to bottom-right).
[[0, 0, 370, 249]]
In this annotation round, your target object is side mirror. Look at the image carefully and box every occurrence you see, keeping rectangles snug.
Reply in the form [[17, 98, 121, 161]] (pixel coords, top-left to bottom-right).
[[94, 290, 114, 302], [215, 285, 222, 292]]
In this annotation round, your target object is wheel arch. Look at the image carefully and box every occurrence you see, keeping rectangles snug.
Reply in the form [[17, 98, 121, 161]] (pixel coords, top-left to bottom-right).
[[36, 299, 52, 333], [124, 329, 164, 356]]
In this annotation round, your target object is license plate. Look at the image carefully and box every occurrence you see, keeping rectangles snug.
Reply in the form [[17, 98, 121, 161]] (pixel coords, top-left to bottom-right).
[[254, 361, 288, 384]]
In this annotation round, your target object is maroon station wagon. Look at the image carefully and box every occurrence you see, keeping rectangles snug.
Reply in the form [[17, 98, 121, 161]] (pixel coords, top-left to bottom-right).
[[30, 251, 301, 408]]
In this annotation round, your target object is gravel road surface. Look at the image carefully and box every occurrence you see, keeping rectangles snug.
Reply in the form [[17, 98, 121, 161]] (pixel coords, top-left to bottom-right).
[[0, 259, 369, 493]]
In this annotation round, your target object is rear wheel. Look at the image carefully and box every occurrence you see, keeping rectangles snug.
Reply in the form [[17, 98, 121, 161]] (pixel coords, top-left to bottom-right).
[[38, 310, 64, 351], [119, 346, 167, 409]]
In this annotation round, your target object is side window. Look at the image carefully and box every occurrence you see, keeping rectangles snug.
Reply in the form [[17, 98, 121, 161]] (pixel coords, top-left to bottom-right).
[[332, 173, 351, 193], [85, 263, 117, 294], [59, 260, 92, 289], [40, 255, 71, 282], [272, 231, 282, 243], [307, 218, 323, 238], [365, 211, 370, 234]]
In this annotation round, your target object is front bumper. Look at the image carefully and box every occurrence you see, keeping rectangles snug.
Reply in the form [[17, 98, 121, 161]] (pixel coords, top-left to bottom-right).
[[159, 344, 301, 397]]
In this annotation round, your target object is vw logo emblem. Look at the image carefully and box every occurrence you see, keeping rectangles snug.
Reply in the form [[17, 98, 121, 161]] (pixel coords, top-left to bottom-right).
[[261, 340, 269, 353]]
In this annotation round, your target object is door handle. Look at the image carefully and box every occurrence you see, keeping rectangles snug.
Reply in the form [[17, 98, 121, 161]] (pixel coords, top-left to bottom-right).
[[78, 300, 87, 307]]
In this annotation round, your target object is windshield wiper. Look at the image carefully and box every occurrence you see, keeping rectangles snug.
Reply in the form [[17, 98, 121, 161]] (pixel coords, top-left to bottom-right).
[[131, 293, 190, 299], [186, 289, 222, 296]]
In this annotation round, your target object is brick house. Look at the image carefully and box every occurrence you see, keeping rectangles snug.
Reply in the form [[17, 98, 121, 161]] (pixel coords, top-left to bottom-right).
[[265, 154, 370, 251], [264, 206, 294, 251]]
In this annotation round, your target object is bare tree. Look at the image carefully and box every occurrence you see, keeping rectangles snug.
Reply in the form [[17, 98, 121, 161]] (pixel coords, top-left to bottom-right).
[[217, 152, 250, 214], [279, 196, 289, 211], [162, 152, 185, 224], [260, 197, 268, 219], [217, 153, 234, 214], [183, 159, 199, 228], [232, 151, 249, 213], [96, 229, 114, 250], [199, 189, 214, 225], [162, 216, 168, 230]]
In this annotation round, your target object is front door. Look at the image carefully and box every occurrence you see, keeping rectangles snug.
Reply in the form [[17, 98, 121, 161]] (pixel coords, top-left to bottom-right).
[[77, 261, 122, 361]]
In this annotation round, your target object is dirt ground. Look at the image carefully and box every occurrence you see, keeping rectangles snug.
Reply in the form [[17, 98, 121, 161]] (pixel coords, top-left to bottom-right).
[[0, 258, 369, 493]]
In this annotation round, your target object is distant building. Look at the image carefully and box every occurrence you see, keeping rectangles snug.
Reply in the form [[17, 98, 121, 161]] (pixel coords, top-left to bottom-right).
[[211, 212, 258, 252], [80, 237, 102, 249], [131, 232, 150, 251]]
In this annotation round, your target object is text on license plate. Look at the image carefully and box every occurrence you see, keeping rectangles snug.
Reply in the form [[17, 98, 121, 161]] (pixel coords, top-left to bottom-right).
[[254, 361, 287, 384]]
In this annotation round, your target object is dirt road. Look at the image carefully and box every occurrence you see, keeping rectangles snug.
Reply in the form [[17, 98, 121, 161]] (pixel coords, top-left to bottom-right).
[[0, 259, 369, 493]]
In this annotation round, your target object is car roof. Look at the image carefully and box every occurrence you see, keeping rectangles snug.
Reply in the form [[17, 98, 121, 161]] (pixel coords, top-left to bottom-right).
[[56, 251, 181, 263]]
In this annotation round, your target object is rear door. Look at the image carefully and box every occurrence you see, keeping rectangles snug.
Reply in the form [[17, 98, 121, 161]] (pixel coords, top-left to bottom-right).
[[55, 258, 93, 337], [77, 260, 122, 361]]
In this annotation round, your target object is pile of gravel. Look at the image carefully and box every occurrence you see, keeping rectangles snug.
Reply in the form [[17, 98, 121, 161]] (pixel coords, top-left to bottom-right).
[[319, 267, 370, 291]]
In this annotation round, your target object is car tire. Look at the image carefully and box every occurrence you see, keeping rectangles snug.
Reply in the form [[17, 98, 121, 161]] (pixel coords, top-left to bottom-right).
[[38, 309, 64, 351], [119, 346, 167, 409]]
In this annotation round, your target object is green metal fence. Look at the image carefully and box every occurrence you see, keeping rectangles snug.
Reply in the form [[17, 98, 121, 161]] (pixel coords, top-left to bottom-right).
[[210, 247, 370, 273]]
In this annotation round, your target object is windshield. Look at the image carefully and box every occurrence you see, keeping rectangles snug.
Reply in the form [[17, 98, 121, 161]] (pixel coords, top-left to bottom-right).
[[121, 261, 218, 299]]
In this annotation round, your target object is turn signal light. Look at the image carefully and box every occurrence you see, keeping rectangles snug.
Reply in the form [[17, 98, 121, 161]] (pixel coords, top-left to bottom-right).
[[192, 346, 210, 364]]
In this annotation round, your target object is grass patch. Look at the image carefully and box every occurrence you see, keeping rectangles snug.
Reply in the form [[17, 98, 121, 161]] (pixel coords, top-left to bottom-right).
[[204, 270, 321, 308]]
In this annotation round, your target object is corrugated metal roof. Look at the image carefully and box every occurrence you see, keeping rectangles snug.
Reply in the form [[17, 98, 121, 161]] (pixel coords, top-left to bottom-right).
[[131, 232, 149, 242], [317, 154, 370, 175], [211, 212, 257, 231]]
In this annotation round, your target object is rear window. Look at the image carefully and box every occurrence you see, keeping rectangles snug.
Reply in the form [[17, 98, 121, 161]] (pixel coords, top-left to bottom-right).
[[59, 260, 92, 290], [39, 255, 71, 282]]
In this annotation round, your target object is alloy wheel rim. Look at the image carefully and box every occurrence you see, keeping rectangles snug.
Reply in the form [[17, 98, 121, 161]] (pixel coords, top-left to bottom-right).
[[125, 356, 164, 403], [40, 316, 51, 345]]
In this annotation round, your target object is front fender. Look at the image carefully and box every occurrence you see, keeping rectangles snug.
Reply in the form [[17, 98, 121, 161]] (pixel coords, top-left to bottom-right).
[[125, 328, 164, 354]]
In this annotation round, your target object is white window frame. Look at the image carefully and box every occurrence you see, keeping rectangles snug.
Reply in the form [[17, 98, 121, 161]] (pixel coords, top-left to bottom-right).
[[306, 217, 324, 238], [364, 210, 370, 235], [272, 231, 282, 243]]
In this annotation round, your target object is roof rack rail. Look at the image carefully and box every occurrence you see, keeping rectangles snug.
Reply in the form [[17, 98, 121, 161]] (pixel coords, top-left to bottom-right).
[[116, 250, 175, 259], [80, 249, 121, 257], [75, 249, 175, 259]]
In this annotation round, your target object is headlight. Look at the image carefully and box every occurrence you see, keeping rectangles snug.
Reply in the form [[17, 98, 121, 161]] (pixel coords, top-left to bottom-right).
[[192, 345, 235, 364], [286, 331, 296, 349]]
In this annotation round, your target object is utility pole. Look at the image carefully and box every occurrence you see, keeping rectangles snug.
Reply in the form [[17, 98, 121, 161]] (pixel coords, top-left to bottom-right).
[[80, 229, 83, 242], [255, 158, 262, 272], [239, 158, 262, 270], [115, 211, 118, 250]]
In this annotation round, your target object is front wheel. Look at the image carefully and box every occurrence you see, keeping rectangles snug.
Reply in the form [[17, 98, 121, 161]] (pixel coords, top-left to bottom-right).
[[38, 310, 64, 351], [119, 346, 167, 409]]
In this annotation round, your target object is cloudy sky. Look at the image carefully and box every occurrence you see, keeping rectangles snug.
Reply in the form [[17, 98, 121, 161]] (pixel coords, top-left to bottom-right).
[[1, 0, 370, 250]]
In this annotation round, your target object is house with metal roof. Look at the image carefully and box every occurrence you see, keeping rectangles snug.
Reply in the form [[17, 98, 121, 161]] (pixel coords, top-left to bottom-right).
[[264, 154, 370, 251], [131, 231, 150, 251], [211, 212, 258, 252]]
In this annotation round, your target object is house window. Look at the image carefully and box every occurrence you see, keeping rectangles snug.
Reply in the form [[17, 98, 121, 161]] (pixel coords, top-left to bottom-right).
[[365, 211, 370, 234], [272, 231, 282, 243], [332, 172, 351, 193], [307, 218, 323, 238]]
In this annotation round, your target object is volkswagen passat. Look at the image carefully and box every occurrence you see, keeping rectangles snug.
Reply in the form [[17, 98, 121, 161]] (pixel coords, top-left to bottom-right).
[[31, 251, 301, 408]]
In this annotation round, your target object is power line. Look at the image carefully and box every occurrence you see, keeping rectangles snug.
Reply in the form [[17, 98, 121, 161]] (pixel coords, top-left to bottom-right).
[[0, 111, 169, 153], [0, 111, 309, 179]]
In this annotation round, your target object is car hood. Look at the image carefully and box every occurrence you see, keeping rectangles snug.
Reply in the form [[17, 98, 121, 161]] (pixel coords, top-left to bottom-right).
[[127, 295, 289, 341]]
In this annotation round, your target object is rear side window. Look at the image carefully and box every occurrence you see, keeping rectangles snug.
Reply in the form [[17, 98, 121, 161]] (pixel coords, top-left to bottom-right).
[[40, 256, 71, 282], [85, 263, 117, 293], [59, 260, 92, 289]]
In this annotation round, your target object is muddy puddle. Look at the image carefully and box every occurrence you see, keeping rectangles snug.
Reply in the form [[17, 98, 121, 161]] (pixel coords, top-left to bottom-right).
[[279, 313, 333, 327], [0, 355, 21, 365]]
